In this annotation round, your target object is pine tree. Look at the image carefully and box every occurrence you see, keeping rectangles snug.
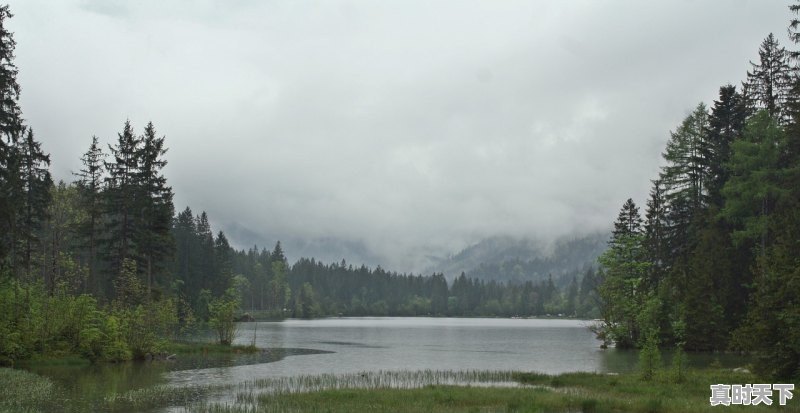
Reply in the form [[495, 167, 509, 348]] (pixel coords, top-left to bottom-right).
[[643, 180, 668, 289], [134, 122, 174, 298], [213, 231, 233, 296], [598, 199, 650, 348], [195, 211, 215, 294], [612, 198, 643, 240], [74, 136, 104, 295], [732, 202, 800, 380], [704, 85, 746, 206], [659, 104, 709, 261], [0, 5, 24, 270], [721, 110, 787, 251], [743, 34, 794, 124], [682, 216, 729, 351], [103, 120, 141, 293], [14, 128, 52, 280]]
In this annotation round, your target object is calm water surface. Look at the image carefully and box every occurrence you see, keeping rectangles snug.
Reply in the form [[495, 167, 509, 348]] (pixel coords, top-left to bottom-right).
[[25, 317, 745, 411], [168, 317, 607, 387]]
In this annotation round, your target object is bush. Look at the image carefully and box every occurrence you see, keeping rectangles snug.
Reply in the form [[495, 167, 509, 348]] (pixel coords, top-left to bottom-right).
[[209, 288, 240, 346], [638, 329, 662, 381]]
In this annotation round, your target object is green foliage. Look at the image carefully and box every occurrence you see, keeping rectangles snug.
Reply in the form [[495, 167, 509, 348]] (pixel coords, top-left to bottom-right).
[[598, 217, 650, 348], [732, 201, 800, 380], [209, 288, 240, 346], [670, 345, 688, 383], [638, 330, 662, 381], [722, 110, 788, 247], [100, 315, 131, 362], [293, 282, 320, 319]]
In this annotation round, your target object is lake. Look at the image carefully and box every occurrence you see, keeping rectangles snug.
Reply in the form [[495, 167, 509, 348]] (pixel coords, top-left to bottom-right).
[[168, 317, 608, 388], [24, 317, 744, 411]]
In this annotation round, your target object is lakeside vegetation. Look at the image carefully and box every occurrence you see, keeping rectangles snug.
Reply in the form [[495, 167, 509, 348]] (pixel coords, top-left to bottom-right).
[[3, 366, 796, 413], [594, 10, 800, 380]]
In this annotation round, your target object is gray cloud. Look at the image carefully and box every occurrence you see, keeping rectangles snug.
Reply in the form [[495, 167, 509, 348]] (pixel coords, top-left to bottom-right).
[[9, 0, 792, 271]]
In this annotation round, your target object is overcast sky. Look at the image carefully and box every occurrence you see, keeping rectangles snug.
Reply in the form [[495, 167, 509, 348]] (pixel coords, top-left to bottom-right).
[[7, 0, 792, 271]]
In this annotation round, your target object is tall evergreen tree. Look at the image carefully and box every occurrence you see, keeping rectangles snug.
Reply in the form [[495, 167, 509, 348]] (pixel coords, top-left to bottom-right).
[[613, 198, 643, 240], [721, 110, 787, 251], [643, 180, 668, 289], [195, 211, 215, 294], [134, 122, 174, 297], [704, 85, 747, 206], [743, 34, 794, 124], [103, 120, 141, 293], [0, 5, 24, 270], [74, 136, 105, 295], [213, 231, 233, 296], [659, 104, 709, 261], [598, 199, 650, 348], [14, 128, 52, 280], [172, 206, 197, 298]]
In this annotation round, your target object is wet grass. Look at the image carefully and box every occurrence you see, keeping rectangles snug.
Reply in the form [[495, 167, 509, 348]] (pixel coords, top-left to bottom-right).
[[239, 370, 515, 394], [189, 368, 800, 413], [0, 367, 57, 413], [103, 383, 230, 412], [3, 366, 798, 412]]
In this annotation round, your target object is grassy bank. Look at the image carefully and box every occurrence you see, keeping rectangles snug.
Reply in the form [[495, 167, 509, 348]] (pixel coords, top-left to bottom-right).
[[2, 366, 798, 412], [186, 368, 799, 413]]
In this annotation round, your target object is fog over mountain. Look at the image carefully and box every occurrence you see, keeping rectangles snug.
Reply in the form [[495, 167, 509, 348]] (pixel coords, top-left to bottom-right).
[[9, 0, 790, 272]]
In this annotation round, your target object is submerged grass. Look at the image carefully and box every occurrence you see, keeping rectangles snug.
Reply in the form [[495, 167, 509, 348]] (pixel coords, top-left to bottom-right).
[[103, 383, 231, 412], [164, 341, 260, 355]]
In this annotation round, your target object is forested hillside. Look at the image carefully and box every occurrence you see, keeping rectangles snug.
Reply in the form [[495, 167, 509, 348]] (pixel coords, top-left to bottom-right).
[[430, 234, 606, 285]]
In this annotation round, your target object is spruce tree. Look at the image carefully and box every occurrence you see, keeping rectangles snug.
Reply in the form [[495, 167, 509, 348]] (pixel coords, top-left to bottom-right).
[[643, 180, 668, 289], [743, 34, 794, 124], [103, 120, 141, 292], [721, 110, 787, 251], [598, 199, 650, 348], [134, 122, 174, 297], [213, 231, 233, 296], [172, 206, 198, 298], [612, 198, 643, 240], [195, 211, 215, 294], [704, 85, 746, 206], [0, 5, 24, 270], [659, 104, 709, 261], [14, 128, 52, 280], [74, 136, 105, 295]]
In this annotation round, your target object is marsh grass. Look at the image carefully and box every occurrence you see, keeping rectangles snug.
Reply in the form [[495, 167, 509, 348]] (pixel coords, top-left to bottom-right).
[[3, 366, 799, 413], [189, 368, 800, 413], [239, 369, 516, 394], [103, 383, 231, 411], [0, 368, 57, 413]]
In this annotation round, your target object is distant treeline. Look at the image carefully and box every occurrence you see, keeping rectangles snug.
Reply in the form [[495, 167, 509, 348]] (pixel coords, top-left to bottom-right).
[[171, 212, 603, 319], [596, 14, 800, 379], [234, 252, 601, 319]]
